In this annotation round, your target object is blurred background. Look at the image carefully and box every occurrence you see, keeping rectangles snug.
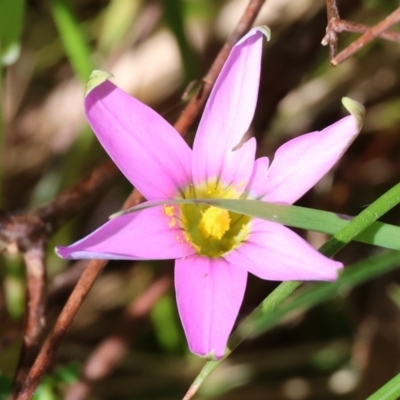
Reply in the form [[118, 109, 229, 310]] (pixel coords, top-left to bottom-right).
[[1, 0, 400, 399]]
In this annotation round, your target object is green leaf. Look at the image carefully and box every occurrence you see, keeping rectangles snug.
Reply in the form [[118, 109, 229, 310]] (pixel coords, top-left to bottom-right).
[[163, 0, 197, 82]]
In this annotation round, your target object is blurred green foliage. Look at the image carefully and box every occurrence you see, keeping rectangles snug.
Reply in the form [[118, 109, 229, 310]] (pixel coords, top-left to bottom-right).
[[0, 0, 25, 65]]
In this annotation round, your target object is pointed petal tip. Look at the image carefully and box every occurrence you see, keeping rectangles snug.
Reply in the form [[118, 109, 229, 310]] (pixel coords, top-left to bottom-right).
[[329, 261, 344, 281], [254, 25, 271, 41], [342, 97, 365, 131], [85, 70, 114, 96], [238, 25, 271, 45], [109, 210, 121, 219], [55, 246, 69, 259]]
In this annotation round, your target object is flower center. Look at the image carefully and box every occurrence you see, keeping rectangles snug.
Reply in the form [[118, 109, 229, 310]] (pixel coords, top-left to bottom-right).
[[199, 207, 231, 240], [164, 181, 251, 258]]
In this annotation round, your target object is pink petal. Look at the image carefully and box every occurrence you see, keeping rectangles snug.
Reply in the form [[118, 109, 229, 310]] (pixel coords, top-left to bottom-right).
[[56, 205, 196, 260], [225, 219, 342, 281], [246, 156, 269, 198], [85, 78, 192, 200], [175, 256, 247, 358], [192, 28, 264, 187], [257, 115, 359, 204], [222, 137, 256, 195]]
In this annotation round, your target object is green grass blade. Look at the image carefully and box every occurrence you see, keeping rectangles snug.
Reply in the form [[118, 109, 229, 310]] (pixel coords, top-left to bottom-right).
[[49, 0, 94, 81], [245, 250, 400, 338], [183, 182, 400, 398], [366, 373, 400, 400], [163, 0, 197, 81], [185, 250, 400, 398], [114, 182, 400, 251]]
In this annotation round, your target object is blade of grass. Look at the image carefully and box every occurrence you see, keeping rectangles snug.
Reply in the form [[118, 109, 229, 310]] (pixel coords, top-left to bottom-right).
[[113, 183, 400, 252], [163, 0, 197, 81], [186, 250, 400, 399], [183, 182, 400, 399], [49, 0, 94, 81], [366, 372, 400, 400]]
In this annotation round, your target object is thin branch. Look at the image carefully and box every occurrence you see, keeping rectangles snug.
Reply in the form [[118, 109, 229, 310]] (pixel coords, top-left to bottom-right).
[[17, 259, 108, 400], [14, 1, 267, 399], [36, 159, 119, 233], [324, 0, 341, 59], [64, 275, 172, 400], [174, 0, 266, 135], [0, 159, 118, 249], [324, 19, 400, 44], [323, 3, 400, 66], [2, 161, 118, 399], [11, 246, 46, 399], [331, 6, 400, 66]]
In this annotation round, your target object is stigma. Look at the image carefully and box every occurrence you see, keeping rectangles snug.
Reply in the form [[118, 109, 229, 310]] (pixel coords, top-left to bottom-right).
[[164, 181, 252, 258]]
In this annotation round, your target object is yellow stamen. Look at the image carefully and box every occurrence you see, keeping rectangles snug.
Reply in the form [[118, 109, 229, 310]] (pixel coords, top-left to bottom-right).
[[163, 205, 175, 216], [170, 180, 252, 258]]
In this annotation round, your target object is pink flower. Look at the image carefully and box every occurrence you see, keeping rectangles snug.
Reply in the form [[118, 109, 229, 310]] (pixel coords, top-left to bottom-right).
[[56, 27, 363, 359]]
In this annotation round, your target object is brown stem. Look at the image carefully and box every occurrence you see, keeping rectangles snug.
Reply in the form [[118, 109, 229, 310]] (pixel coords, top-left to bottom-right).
[[14, 1, 267, 399], [64, 275, 172, 400], [324, 0, 340, 58], [174, 0, 266, 135], [35, 159, 119, 233], [327, 19, 400, 43], [331, 6, 400, 66], [11, 246, 46, 399]]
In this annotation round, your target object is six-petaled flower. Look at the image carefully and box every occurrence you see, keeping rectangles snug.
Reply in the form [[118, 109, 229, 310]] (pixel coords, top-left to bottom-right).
[[56, 27, 363, 359]]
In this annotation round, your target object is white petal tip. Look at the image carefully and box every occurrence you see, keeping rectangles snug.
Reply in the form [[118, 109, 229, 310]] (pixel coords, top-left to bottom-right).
[[342, 97, 365, 131], [85, 70, 114, 96], [55, 246, 68, 259], [238, 25, 271, 46], [109, 211, 122, 219], [254, 25, 271, 42]]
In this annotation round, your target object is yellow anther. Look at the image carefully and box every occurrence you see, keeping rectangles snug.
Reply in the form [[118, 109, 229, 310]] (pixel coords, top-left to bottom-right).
[[163, 205, 175, 216]]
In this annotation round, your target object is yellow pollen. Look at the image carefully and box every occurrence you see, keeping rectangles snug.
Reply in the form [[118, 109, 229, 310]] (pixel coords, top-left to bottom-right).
[[163, 205, 175, 216], [199, 206, 231, 240]]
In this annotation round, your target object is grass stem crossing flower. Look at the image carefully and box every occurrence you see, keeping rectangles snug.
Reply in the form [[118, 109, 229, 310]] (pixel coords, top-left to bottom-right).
[[56, 27, 364, 359]]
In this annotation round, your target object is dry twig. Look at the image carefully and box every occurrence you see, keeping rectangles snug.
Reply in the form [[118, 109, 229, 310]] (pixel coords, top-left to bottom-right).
[[11, 247, 46, 400], [331, 6, 400, 66], [4, 161, 117, 398], [64, 274, 172, 400], [323, 0, 400, 65]]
